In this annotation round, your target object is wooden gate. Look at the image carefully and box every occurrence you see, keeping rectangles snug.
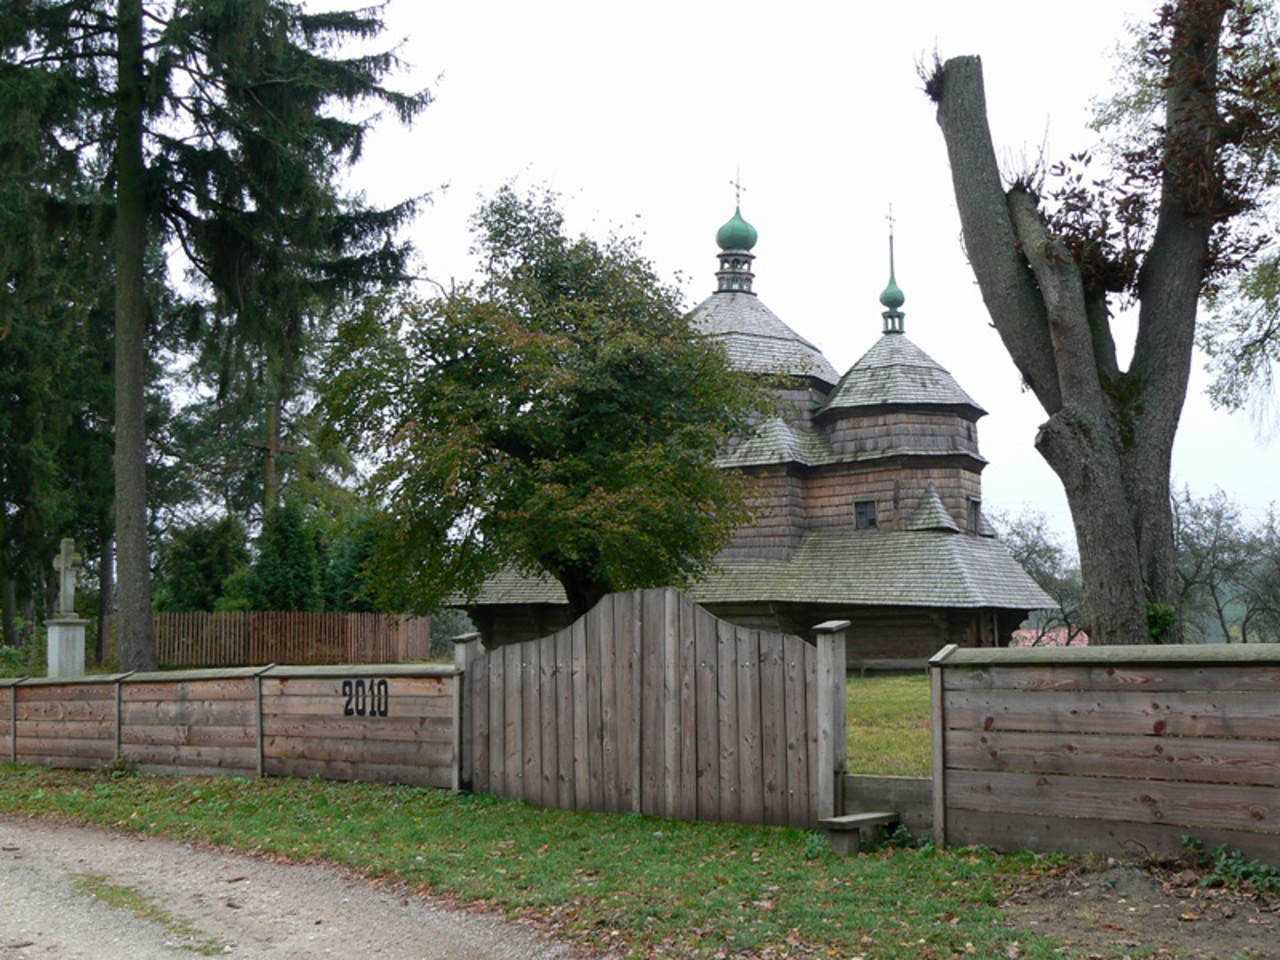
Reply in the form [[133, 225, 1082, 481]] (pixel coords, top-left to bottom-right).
[[455, 589, 847, 828]]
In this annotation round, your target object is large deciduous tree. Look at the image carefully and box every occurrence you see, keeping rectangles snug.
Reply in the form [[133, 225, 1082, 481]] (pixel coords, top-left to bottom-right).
[[8, 1, 427, 669], [321, 187, 768, 620], [929, 0, 1280, 643]]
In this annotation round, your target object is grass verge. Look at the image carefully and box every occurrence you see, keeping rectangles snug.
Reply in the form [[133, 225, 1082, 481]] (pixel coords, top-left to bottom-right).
[[0, 764, 1073, 958], [847, 674, 931, 777]]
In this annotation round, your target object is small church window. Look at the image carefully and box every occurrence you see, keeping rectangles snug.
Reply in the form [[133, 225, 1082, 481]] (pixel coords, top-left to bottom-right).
[[855, 500, 878, 529], [967, 498, 982, 534]]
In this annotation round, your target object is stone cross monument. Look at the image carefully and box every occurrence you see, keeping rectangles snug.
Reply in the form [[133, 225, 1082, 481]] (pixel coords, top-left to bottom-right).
[[47, 537, 88, 677], [53, 538, 82, 617]]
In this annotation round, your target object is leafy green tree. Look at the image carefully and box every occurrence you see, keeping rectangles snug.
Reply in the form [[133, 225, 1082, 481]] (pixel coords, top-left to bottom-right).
[[927, 1, 1280, 643], [322, 187, 768, 619], [6, 0, 428, 670], [248, 500, 322, 612], [324, 510, 379, 613], [153, 516, 250, 612]]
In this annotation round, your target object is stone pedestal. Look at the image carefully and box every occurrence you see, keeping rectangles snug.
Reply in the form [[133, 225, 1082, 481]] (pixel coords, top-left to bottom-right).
[[46, 618, 88, 678]]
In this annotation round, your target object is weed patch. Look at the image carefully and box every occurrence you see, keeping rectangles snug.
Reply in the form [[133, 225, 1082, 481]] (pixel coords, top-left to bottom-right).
[[72, 871, 228, 955]]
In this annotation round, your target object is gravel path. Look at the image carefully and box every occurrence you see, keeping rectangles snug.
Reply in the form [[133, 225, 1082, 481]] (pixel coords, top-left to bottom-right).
[[0, 817, 577, 958]]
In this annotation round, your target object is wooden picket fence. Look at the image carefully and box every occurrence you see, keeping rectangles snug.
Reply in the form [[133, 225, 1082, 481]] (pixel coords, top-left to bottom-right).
[[103, 612, 432, 667], [455, 588, 849, 828]]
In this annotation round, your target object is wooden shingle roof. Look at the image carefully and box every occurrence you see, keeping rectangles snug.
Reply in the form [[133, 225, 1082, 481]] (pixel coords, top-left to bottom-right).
[[822, 333, 985, 418], [467, 529, 1054, 612], [691, 291, 839, 386]]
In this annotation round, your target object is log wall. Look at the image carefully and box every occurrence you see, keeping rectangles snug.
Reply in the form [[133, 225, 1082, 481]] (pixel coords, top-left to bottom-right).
[[931, 644, 1280, 865], [3, 664, 459, 789], [458, 589, 848, 829]]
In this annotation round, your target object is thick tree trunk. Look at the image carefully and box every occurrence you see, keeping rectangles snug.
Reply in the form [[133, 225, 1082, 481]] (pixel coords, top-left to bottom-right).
[[932, 29, 1222, 642], [96, 534, 114, 666], [113, 0, 156, 672]]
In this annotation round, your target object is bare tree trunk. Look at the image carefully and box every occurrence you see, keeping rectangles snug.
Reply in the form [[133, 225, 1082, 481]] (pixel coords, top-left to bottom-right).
[[113, 0, 156, 672], [931, 13, 1225, 642]]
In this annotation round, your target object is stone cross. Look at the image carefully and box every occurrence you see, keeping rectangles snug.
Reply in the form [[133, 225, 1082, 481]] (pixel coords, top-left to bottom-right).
[[52, 537, 82, 617]]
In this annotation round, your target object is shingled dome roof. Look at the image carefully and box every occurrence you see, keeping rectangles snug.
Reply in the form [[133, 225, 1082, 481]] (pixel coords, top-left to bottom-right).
[[822, 332, 985, 419], [692, 292, 839, 386]]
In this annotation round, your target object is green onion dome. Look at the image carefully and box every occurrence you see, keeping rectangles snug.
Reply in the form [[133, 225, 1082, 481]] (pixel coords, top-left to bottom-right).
[[716, 206, 758, 251], [880, 274, 905, 312]]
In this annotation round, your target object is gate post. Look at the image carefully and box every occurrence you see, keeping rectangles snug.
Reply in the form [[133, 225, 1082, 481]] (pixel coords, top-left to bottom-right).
[[453, 633, 484, 791], [813, 621, 849, 822]]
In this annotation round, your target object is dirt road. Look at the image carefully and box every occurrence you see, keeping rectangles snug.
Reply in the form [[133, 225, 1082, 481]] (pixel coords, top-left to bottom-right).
[[0, 817, 576, 958]]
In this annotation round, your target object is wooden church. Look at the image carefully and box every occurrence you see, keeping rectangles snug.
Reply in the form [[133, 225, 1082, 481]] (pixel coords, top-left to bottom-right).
[[463, 206, 1053, 665]]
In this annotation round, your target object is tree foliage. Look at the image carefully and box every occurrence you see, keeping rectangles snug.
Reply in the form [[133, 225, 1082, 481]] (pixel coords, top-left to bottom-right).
[[246, 499, 323, 612], [321, 187, 769, 618], [1091, 1, 1280, 411], [928, 0, 1280, 643], [4, 0, 427, 667], [154, 515, 250, 613]]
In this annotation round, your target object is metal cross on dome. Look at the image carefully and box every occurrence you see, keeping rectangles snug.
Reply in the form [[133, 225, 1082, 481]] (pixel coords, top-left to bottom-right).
[[730, 169, 746, 206]]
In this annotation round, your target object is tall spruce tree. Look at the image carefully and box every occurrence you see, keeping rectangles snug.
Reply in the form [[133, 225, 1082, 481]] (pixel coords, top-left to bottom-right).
[[6, 1, 428, 669]]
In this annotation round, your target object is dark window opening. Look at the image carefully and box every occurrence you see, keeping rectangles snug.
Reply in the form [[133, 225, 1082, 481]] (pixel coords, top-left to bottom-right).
[[855, 500, 878, 530]]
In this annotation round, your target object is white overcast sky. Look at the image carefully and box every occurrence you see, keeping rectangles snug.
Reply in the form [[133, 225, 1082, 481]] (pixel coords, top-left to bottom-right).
[[337, 0, 1279, 546]]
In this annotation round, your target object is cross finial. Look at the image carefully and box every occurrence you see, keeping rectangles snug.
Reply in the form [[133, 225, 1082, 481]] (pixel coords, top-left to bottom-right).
[[730, 169, 746, 206], [886, 204, 898, 276]]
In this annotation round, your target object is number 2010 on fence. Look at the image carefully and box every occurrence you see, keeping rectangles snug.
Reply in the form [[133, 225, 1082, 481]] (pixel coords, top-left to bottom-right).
[[341, 679, 389, 717]]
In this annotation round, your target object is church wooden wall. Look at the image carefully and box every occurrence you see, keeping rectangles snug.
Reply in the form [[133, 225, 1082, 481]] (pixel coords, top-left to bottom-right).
[[725, 462, 985, 555], [823, 411, 980, 461]]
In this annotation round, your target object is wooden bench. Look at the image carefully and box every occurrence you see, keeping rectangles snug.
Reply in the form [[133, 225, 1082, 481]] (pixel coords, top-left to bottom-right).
[[819, 811, 899, 855]]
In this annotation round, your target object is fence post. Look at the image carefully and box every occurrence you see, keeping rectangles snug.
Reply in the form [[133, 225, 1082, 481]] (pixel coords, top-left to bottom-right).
[[813, 621, 849, 822], [453, 633, 484, 792], [254, 664, 277, 779], [929, 644, 958, 849], [113, 672, 131, 760]]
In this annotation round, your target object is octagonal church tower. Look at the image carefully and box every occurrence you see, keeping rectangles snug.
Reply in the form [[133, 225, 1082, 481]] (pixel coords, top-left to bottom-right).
[[684, 206, 1052, 661]]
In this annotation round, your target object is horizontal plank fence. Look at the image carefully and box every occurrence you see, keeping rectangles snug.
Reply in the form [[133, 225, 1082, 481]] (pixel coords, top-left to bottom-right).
[[104, 612, 432, 667], [456, 588, 848, 828], [3, 664, 460, 788], [931, 644, 1280, 865]]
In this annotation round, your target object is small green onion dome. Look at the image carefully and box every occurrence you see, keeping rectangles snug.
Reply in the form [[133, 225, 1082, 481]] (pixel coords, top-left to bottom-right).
[[716, 206, 758, 251], [879, 274, 905, 312]]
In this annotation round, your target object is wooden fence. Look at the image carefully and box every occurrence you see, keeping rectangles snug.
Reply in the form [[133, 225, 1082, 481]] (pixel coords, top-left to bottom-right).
[[931, 643, 1280, 864], [2, 664, 460, 788], [104, 612, 432, 667], [455, 588, 848, 828]]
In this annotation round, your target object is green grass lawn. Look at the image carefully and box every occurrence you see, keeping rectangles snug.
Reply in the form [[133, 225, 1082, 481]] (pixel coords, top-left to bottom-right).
[[847, 673, 932, 778], [0, 764, 1076, 958]]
